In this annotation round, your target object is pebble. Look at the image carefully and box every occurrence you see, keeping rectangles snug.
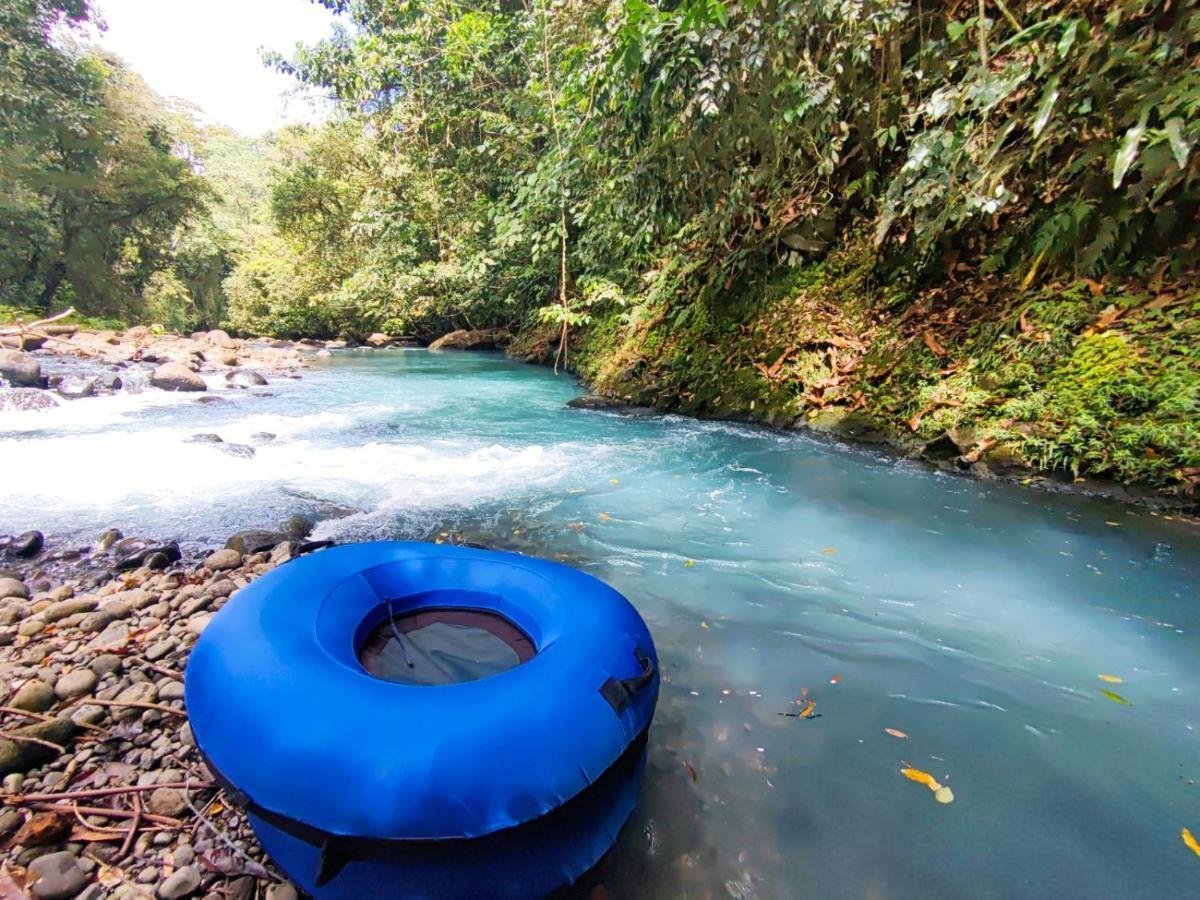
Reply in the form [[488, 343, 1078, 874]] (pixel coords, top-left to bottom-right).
[[54, 667, 99, 700], [27, 851, 87, 899], [3, 773, 22, 793], [147, 787, 188, 817], [156, 865, 201, 899], [90, 653, 123, 676], [265, 884, 299, 900]]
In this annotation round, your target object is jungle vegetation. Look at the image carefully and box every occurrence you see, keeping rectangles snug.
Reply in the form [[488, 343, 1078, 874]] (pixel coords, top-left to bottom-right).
[[2, 0, 1198, 496]]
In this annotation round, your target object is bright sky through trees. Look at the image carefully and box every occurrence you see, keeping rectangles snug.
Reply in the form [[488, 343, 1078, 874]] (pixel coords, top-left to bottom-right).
[[90, 0, 337, 135]]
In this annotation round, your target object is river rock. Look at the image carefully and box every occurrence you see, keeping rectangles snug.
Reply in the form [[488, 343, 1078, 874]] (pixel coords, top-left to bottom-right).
[[185, 433, 223, 444], [225, 369, 268, 387], [56, 375, 99, 399], [0, 717, 76, 775], [315, 348, 331, 358], [147, 786, 188, 817], [218, 443, 255, 458], [43, 596, 97, 622], [226, 529, 286, 555], [205, 548, 241, 571], [157, 865, 201, 900], [150, 363, 206, 392], [114, 541, 181, 571], [204, 329, 236, 348], [0, 332, 46, 351], [0, 576, 28, 599], [250, 432, 276, 444], [566, 395, 658, 416], [428, 328, 510, 351], [27, 850, 87, 900], [11, 679, 55, 713], [366, 332, 392, 347], [7, 530, 44, 558], [95, 528, 123, 552], [54, 668, 98, 700], [0, 387, 58, 411], [0, 349, 44, 386]]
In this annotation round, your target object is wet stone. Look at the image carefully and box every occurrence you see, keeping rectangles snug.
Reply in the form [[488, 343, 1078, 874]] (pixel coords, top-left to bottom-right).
[[156, 864, 201, 899]]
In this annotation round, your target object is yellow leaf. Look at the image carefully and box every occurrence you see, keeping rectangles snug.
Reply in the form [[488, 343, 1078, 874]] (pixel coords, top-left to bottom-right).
[[1098, 674, 1124, 684], [934, 786, 955, 804], [1102, 689, 1131, 706], [598, 513, 611, 522], [567, 487, 586, 494], [700, 621, 709, 629], [821, 547, 838, 554], [685, 559, 695, 567], [901, 768, 942, 790], [609, 478, 620, 485], [885, 728, 908, 739], [1183, 827, 1200, 857]]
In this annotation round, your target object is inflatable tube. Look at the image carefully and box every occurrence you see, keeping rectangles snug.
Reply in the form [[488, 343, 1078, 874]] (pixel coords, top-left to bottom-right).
[[185, 542, 658, 897]]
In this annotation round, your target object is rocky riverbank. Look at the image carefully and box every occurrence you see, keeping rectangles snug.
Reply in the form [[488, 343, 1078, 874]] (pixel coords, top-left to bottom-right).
[[0, 528, 313, 899]]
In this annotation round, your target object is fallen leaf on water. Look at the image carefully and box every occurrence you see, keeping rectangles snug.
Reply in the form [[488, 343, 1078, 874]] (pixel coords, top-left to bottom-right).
[[1105, 520, 1121, 526], [822, 547, 838, 554], [567, 522, 584, 532], [1102, 689, 1131, 706], [609, 478, 620, 485], [685, 559, 695, 567], [567, 488, 586, 494], [901, 768, 941, 789], [797, 698, 817, 718], [1098, 674, 1124, 684], [885, 728, 909, 739], [700, 620, 709, 629], [829, 674, 841, 684], [1183, 827, 1200, 857], [934, 786, 955, 804], [683, 761, 698, 782], [598, 513, 611, 522]]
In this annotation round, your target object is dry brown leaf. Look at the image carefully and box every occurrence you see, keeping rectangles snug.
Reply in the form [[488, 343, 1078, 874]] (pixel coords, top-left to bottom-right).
[[922, 331, 947, 357], [885, 728, 909, 739], [1094, 304, 1125, 329], [13, 811, 70, 848], [1085, 278, 1105, 297], [683, 761, 698, 782], [1098, 674, 1124, 684]]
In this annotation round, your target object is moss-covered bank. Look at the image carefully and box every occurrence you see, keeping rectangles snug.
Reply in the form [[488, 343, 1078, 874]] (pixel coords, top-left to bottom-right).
[[512, 243, 1199, 512]]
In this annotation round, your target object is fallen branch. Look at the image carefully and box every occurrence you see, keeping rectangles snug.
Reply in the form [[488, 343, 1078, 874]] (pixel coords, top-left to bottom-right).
[[27, 801, 182, 828], [0, 731, 65, 752], [73, 697, 186, 717], [117, 794, 142, 861], [0, 307, 76, 335], [11, 781, 209, 804], [0, 704, 110, 737]]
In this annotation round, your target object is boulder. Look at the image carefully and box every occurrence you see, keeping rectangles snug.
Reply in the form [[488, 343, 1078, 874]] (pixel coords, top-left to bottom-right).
[[218, 443, 255, 458], [0, 333, 47, 351], [204, 329, 236, 348], [55, 375, 99, 399], [11, 680, 54, 713], [566, 395, 659, 417], [150, 362, 206, 392], [0, 388, 58, 411], [6, 531, 44, 559], [428, 328, 510, 351], [205, 548, 242, 571], [185, 433, 224, 444], [0, 577, 28, 600], [114, 541, 181, 571], [226, 369, 268, 388], [366, 332, 392, 347], [0, 349, 43, 387], [226, 529, 286, 555]]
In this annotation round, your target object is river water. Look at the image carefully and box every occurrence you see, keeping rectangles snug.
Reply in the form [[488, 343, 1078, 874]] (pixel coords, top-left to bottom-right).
[[2, 349, 1199, 898]]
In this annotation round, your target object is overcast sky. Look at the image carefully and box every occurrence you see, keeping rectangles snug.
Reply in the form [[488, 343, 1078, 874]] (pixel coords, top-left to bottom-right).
[[89, 0, 340, 135]]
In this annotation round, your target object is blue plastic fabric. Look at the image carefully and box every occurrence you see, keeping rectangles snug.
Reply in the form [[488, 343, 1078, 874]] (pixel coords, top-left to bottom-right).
[[185, 541, 658, 844], [249, 744, 647, 899]]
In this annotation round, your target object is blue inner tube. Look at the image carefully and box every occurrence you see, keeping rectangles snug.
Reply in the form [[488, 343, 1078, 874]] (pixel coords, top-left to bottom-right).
[[185, 541, 659, 895]]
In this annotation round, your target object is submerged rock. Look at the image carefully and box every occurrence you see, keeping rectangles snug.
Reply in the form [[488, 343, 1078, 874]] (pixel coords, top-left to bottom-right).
[[0, 387, 58, 411], [55, 374, 99, 399], [150, 362, 206, 392], [566, 395, 659, 417], [114, 541, 181, 571], [428, 328, 510, 351]]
